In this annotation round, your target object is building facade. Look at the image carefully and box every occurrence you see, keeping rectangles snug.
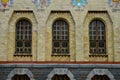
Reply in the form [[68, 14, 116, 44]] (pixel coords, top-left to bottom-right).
[[0, 0, 120, 80]]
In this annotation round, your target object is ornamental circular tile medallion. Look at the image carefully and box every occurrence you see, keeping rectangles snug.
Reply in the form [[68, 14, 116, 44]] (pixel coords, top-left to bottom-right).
[[71, 0, 87, 8], [0, 0, 13, 8], [33, 0, 51, 11], [108, 0, 120, 11]]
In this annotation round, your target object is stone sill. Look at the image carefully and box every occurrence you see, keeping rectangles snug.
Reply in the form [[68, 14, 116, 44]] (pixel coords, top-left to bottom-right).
[[51, 54, 70, 57], [89, 54, 108, 57], [14, 54, 32, 57]]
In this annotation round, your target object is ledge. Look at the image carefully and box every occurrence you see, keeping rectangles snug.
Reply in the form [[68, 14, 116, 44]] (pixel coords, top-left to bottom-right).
[[89, 54, 108, 57], [51, 54, 70, 57], [14, 54, 32, 57], [0, 63, 120, 68]]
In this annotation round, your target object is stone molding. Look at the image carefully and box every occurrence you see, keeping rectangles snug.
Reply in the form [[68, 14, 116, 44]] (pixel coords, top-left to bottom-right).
[[47, 68, 76, 80], [45, 11, 75, 61], [1, 64, 120, 68], [86, 69, 115, 80], [7, 68, 35, 80], [83, 11, 114, 62], [7, 11, 38, 61]]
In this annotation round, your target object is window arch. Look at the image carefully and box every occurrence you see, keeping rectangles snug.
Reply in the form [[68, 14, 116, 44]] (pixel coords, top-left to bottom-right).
[[89, 20, 106, 54], [15, 19, 32, 54], [52, 75, 70, 80], [12, 75, 30, 80], [52, 19, 69, 54], [92, 75, 110, 80]]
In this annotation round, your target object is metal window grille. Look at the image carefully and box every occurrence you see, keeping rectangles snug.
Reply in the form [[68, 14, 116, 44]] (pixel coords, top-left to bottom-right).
[[89, 20, 106, 54], [52, 20, 69, 54], [16, 19, 32, 54]]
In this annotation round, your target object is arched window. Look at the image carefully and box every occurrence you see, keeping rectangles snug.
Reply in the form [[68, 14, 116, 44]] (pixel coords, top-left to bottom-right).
[[89, 20, 106, 54], [15, 19, 32, 54], [92, 75, 110, 80], [12, 75, 30, 80], [52, 20, 69, 54], [52, 75, 70, 80]]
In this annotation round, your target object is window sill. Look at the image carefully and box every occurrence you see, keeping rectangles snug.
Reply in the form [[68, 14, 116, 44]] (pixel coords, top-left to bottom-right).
[[89, 54, 108, 57], [14, 54, 32, 57], [52, 54, 70, 57]]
